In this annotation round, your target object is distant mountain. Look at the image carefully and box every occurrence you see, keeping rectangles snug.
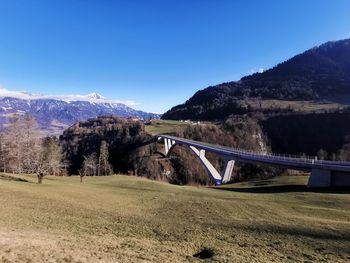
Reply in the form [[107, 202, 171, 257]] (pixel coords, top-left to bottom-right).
[[0, 90, 160, 134], [162, 38, 350, 120]]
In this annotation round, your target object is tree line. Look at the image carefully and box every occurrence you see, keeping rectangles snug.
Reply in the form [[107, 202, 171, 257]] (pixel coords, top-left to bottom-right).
[[0, 114, 65, 183], [2, 114, 349, 186], [0, 114, 114, 183]]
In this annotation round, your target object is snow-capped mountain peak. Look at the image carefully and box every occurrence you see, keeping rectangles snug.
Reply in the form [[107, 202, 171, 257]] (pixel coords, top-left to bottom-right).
[[0, 87, 160, 134], [0, 87, 135, 106], [86, 92, 106, 100]]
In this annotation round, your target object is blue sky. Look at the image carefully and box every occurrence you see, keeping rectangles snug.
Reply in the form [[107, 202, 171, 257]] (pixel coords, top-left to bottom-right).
[[0, 0, 349, 113]]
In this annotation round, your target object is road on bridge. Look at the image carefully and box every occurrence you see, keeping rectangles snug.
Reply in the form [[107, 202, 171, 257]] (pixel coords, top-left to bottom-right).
[[158, 135, 350, 187]]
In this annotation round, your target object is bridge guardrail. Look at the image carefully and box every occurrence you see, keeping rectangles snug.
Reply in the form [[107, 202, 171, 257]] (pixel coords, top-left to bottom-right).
[[159, 134, 350, 167], [224, 147, 350, 166]]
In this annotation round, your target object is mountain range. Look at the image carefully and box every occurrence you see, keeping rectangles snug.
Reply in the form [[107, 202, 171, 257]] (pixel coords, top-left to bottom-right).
[[2, 38, 350, 132], [162, 38, 350, 120], [0, 90, 160, 134]]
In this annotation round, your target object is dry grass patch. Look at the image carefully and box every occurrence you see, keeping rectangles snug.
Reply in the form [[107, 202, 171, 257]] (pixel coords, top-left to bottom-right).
[[145, 120, 189, 135], [0, 174, 349, 262]]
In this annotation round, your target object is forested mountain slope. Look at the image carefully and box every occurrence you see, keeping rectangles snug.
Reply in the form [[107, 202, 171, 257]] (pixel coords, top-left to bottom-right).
[[163, 39, 350, 120]]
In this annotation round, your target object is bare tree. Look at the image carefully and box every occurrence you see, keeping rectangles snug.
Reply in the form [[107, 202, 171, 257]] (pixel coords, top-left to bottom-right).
[[0, 114, 68, 183], [22, 113, 42, 174], [81, 153, 98, 177], [3, 114, 25, 173], [317, 149, 328, 160], [0, 133, 8, 173], [98, 140, 113, 176], [1, 114, 42, 174], [78, 168, 85, 183], [42, 136, 65, 176], [36, 148, 50, 184], [77, 156, 90, 183]]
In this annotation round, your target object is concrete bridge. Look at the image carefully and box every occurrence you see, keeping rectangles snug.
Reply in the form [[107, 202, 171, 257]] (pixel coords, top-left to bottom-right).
[[157, 135, 350, 188]]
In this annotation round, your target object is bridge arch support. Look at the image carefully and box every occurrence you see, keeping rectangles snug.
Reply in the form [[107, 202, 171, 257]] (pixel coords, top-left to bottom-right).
[[159, 137, 235, 185], [157, 135, 350, 188]]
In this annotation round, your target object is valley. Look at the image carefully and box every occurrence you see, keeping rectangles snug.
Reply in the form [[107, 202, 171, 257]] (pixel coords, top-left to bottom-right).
[[1, 2, 350, 262]]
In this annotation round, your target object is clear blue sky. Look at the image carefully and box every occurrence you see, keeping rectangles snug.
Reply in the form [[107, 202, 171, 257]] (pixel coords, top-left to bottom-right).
[[0, 0, 349, 113]]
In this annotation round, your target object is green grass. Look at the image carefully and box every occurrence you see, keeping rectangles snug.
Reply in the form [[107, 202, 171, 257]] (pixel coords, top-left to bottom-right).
[[0, 174, 349, 262], [145, 120, 189, 135], [242, 99, 344, 112]]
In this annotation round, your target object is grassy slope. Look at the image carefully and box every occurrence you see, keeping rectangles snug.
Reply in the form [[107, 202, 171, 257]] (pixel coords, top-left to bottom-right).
[[145, 120, 189, 135], [0, 175, 349, 263], [241, 99, 343, 112]]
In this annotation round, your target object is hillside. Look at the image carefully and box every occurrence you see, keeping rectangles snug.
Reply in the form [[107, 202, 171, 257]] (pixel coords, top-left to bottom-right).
[[162, 39, 350, 121], [260, 111, 350, 156], [60, 116, 155, 176], [59, 116, 276, 185], [0, 174, 349, 262]]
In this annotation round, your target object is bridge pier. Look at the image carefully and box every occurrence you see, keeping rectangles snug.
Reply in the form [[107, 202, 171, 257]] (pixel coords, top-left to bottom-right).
[[189, 146, 235, 185], [159, 136, 236, 184], [308, 169, 332, 187], [163, 138, 176, 155], [158, 135, 350, 188], [222, 160, 235, 184], [308, 169, 350, 187]]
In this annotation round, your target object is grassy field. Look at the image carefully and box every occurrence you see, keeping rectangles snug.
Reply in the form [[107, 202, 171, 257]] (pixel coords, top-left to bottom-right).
[[144, 101, 342, 136], [0, 174, 349, 262], [145, 120, 189, 135], [241, 99, 344, 112]]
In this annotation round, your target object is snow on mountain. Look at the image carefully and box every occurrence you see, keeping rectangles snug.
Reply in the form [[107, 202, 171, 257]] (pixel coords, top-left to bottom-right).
[[86, 92, 106, 100], [0, 87, 160, 135], [0, 87, 137, 106]]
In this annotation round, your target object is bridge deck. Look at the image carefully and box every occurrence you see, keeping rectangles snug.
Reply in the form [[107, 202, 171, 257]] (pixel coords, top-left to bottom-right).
[[159, 135, 350, 173]]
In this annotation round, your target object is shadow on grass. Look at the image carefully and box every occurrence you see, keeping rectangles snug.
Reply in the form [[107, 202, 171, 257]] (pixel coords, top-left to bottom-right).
[[0, 174, 30, 183], [239, 224, 350, 243], [213, 184, 350, 194]]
